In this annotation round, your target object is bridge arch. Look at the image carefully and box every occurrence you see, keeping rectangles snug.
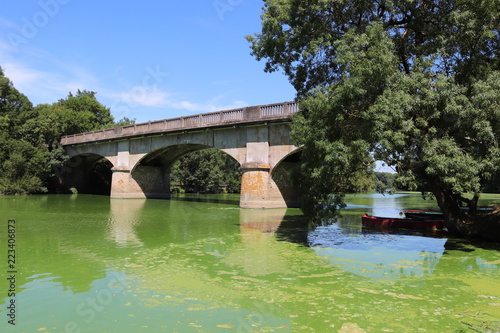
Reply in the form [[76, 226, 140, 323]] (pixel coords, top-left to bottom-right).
[[130, 143, 237, 173], [60, 153, 114, 195], [124, 144, 241, 198], [269, 148, 303, 208]]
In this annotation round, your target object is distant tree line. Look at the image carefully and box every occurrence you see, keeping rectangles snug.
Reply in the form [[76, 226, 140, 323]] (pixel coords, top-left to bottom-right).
[[373, 171, 500, 194], [170, 148, 241, 194]]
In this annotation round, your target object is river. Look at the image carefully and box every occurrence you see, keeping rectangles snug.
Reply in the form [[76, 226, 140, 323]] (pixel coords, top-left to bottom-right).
[[1, 193, 499, 332]]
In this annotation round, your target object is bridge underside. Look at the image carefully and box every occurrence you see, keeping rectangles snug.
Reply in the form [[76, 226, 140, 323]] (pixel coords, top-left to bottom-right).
[[60, 154, 113, 195], [107, 159, 300, 208], [107, 151, 302, 209], [62, 146, 302, 209], [111, 166, 170, 199]]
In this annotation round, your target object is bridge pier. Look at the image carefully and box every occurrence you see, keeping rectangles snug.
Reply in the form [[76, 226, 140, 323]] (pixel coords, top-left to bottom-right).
[[239, 163, 287, 209], [111, 166, 170, 199]]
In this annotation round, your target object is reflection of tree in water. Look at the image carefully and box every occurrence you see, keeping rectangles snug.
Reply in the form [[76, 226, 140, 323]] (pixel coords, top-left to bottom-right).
[[7, 197, 111, 294]]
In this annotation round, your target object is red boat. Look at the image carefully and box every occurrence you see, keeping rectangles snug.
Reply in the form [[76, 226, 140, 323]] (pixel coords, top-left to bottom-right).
[[362, 214, 446, 230]]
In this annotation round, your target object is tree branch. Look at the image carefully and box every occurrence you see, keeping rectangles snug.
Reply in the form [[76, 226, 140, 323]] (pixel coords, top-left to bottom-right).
[[399, 28, 411, 74]]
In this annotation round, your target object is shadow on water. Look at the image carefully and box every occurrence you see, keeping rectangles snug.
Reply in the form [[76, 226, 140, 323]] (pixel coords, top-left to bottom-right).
[[274, 214, 310, 246], [443, 236, 500, 253]]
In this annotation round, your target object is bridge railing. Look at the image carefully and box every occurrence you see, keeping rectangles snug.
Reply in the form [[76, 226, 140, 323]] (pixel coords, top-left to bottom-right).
[[61, 101, 299, 145]]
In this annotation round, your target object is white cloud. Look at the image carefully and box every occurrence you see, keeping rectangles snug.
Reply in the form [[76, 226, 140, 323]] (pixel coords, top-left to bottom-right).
[[2, 60, 99, 104], [107, 86, 171, 108], [169, 98, 248, 112], [169, 91, 249, 112], [2, 61, 42, 86], [0, 39, 248, 120], [0, 40, 102, 105], [107, 84, 248, 115], [0, 17, 19, 30]]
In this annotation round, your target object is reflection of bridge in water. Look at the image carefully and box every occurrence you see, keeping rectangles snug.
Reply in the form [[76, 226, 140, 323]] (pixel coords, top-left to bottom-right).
[[60, 102, 302, 209], [107, 199, 145, 248]]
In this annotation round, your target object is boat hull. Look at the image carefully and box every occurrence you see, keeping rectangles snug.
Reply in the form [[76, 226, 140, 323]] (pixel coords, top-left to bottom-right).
[[403, 210, 444, 220], [403, 207, 494, 220], [362, 214, 446, 230]]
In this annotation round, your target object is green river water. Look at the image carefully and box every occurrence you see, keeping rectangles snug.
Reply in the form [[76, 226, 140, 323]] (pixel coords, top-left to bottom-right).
[[1, 193, 500, 333]]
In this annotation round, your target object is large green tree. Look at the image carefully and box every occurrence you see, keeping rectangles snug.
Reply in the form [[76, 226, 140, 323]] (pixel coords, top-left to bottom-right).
[[0, 67, 116, 194], [30, 90, 115, 192], [247, 0, 500, 239], [0, 67, 50, 194]]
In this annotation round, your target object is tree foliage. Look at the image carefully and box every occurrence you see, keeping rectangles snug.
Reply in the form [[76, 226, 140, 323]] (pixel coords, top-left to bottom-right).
[[0, 67, 47, 194], [115, 116, 136, 127], [0, 68, 116, 194], [248, 0, 500, 238], [171, 148, 241, 194]]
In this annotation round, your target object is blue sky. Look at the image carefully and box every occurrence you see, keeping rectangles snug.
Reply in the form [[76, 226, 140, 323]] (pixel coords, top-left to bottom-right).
[[0, 0, 296, 123], [1, 0, 395, 173]]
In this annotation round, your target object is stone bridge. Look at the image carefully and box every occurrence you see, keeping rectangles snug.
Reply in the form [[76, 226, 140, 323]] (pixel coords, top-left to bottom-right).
[[60, 102, 302, 209]]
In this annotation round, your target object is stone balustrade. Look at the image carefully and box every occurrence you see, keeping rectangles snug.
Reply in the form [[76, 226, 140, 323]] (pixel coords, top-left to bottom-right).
[[61, 101, 299, 146]]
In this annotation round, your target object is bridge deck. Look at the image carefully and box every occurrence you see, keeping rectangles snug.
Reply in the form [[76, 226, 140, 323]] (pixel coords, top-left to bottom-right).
[[61, 101, 299, 146]]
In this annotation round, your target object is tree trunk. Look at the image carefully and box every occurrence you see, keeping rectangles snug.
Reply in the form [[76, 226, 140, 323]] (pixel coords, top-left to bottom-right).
[[433, 188, 500, 241]]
